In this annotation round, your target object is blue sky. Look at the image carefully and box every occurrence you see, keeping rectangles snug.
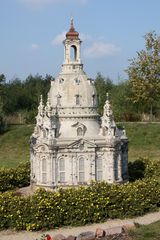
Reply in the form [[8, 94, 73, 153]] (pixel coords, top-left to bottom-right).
[[0, 0, 160, 83]]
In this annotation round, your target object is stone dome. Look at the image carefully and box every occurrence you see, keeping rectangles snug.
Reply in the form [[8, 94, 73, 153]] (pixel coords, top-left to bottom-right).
[[50, 73, 97, 109]]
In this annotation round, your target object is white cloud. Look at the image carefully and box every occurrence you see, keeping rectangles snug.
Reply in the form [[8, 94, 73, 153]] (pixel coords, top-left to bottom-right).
[[83, 41, 121, 58], [51, 31, 66, 45], [31, 43, 39, 50]]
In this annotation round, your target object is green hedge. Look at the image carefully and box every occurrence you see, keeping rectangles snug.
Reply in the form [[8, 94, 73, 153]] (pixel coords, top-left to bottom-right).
[[0, 158, 160, 231], [0, 162, 30, 192], [0, 178, 160, 231]]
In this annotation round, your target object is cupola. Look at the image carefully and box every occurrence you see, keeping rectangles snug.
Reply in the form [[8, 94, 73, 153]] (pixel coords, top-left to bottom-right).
[[63, 18, 82, 67], [66, 18, 79, 40]]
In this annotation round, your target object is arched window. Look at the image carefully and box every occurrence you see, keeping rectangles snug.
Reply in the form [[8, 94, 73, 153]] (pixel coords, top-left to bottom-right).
[[75, 78, 80, 85], [70, 45, 77, 61], [77, 127, 83, 136], [96, 157, 103, 181], [57, 94, 61, 106], [75, 94, 80, 105], [78, 157, 85, 182], [42, 158, 47, 183], [59, 78, 64, 84], [92, 94, 96, 106], [59, 158, 65, 183], [43, 129, 47, 138]]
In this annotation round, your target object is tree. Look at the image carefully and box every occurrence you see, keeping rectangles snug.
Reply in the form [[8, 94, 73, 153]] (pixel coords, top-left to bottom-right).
[[0, 74, 6, 133], [3, 74, 51, 114], [94, 72, 113, 114], [0, 74, 5, 84], [126, 31, 160, 121], [111, 81, 140, 121]]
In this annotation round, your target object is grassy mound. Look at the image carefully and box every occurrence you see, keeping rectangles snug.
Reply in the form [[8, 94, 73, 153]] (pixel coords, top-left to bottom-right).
[[1, 123, 160, 168], [122, 122, 160, 161], [0, 125, 33, 168]]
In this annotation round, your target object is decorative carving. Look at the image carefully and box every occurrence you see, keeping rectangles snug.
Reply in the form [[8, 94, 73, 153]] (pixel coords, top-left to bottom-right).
[[35, 144, 49, 152], [100, 93, 116, 137], [72, 122, 87, 136], [30, 21, 128, 188]]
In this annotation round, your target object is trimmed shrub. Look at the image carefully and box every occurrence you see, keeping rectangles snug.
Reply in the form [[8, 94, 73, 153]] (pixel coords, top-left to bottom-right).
[[0, 162, 30, 192], [0, 178, 160, 231], [144, 159, 160, 178], [0, 157, 160, 230]]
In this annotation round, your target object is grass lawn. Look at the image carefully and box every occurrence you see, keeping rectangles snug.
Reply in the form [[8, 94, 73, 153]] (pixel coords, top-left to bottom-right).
[[0, 123, 160, 168], [0, 124, 34, 168], [123, 122, 160, 161], [129, 221, 160, 240]]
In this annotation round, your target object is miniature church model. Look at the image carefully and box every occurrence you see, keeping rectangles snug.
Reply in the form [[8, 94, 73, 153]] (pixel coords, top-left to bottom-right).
[[30, 20, 128, 188]]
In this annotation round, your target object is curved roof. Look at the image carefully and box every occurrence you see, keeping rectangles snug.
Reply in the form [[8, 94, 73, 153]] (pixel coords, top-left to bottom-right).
[[66, 18, 79, 40]]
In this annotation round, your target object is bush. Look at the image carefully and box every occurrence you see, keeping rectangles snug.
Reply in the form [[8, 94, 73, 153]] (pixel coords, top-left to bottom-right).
[[128, 157, 160, 181], [144, 159, 160, 178], [128, 158, 146, 181], [0, 177, 160, 231], [0, 162, 30, 192], [0, 157, 160, 231]]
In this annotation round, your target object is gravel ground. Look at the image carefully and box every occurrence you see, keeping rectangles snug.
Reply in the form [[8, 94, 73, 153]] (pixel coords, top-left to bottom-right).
[[0, 210, 160, 240]]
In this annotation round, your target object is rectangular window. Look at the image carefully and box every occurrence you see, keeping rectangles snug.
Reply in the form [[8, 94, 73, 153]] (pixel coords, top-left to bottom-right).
[[42, 159, 47, 183], [79, 158, 84, 171], [97, 157, 102, 169], [59, 158, 65, 171], [79, 172, 84, 182], [96, 157, 103, 181], [60, 172, 65, 182], [59, 158, 65, 183], [97, 171, 102, 181], [78, 158, 85, 182], [42, 159, 47, 171], [42, 173, 47, 183]]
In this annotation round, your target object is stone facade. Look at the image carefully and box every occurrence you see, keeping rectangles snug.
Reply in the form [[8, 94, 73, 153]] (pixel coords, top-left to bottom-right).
[[30, 19, 128, 189]]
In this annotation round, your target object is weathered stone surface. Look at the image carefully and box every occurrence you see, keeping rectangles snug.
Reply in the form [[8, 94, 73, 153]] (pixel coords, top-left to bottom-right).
[[95, 228, 105, 238], [122, 223, 136, 232], [77, 231, 95, 240], [52, 234, 66, 240], [30, 19, 128, 189], [104, 226, 123, 236], [66, 235, 77, 240]]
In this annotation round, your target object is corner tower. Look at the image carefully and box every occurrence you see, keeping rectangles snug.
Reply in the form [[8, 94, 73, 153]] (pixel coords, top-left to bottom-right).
[[30, 20, 128, 189]]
